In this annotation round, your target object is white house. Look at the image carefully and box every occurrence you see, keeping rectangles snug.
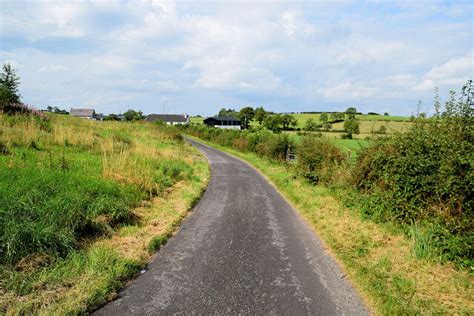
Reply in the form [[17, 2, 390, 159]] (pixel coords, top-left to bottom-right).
[[145, 114, 189, 125]]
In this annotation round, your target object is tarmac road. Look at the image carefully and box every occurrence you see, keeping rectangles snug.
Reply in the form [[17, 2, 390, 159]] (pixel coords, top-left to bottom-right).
[[94, 138, 368, 315]]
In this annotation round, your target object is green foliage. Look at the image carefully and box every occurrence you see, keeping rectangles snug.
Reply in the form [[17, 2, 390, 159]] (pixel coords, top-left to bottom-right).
[[345, 107, 358, 117], [280, 114, 297, 130], [239, 106, 255, 129], [148, 233, 172, 252], [343, 117, 360, 138], [123, 109, 144, 121], [352, 83, 473, 267], [320, 112, 329, 123], [255, 133, 293, 161], [263, 114, 283, 132], [262, 113, 297, 131], [304, 118, 321, 131], [330, 112, 344, 122], [45, 106, 68, 114], [183, 82, 473, 269], [1, 246, 141, 314], [254, 106, 267, 125], [103, 114, 122, 121], [217, 107, 239, 118], [296, 136, 345, 184], [0, 167, 142, 264], [0, 63, 21, 105], [180, 125, 293, 161]]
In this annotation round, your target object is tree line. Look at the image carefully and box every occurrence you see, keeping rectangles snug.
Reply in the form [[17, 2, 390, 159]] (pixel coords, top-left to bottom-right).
[[215, 105, 361, 138]]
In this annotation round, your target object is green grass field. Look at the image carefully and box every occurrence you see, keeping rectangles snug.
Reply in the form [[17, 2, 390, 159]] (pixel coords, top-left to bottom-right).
[[190, 116, 204, 124], [0, 113, 209, 314]]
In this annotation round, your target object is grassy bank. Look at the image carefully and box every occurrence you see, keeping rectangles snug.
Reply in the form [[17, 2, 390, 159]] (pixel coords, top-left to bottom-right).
[[187, 135, 473, 315], [0, 114, 209, 314]]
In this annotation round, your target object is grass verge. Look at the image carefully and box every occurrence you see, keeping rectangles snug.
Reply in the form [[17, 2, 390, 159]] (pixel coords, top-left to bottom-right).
[[0, 114, 210, 314], [187, 135, 473, 315]]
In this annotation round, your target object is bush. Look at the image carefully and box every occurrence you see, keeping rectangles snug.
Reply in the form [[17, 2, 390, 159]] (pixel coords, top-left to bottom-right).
[[255, 133, 293, 161], [352, 85, 473, 267], [232, 138, 249, 151], [296, 136, 345, 183]]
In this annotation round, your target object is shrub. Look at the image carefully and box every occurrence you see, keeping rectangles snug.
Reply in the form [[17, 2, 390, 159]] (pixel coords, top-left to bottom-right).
[[296, 136, 345, 184], [232, 138, 249, 151], [352, 84, 473, 266], [255, 133, 293, 161]]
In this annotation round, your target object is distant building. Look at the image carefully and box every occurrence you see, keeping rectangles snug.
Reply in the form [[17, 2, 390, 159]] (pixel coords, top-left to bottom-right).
[[70, 108, 96, 119], [203, 116, 241, 129], [145, 114, 189, 125]]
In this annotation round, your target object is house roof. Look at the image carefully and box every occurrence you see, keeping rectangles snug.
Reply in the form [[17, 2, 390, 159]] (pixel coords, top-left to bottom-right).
[[204, 116, 241, 123], [145, 114, 188, 123], [70, 108, 95, 117]]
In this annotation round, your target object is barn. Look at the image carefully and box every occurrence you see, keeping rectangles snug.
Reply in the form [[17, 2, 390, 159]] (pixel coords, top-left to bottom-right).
[[203, 117, 241, 129], [70, 108, 96, 119]]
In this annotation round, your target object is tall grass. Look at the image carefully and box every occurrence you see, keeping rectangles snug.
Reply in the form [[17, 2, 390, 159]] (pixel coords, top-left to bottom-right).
[[0, 112, 206, 313], [0, 167, 142, 264]]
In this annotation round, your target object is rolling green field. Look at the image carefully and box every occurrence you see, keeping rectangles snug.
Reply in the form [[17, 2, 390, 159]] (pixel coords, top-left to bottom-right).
[[0, 113, 209, 314]]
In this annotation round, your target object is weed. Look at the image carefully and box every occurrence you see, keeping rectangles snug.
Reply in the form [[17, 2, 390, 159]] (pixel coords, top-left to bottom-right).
[[147, 233, 172, 252]]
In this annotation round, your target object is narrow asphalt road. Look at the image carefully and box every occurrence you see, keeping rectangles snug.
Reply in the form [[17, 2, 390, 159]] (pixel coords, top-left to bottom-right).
[[95, 138, 368, 315]]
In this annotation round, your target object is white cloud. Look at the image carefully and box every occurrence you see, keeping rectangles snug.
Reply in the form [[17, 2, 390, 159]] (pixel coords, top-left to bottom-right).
[[0, 0, 472, 115], [38, 65, 68, 72], [414, 53, 474, 91], [320, 81, 378, 101]]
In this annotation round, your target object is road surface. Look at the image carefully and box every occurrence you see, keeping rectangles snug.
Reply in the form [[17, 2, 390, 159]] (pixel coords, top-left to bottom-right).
[[95, 138, 368, 315]]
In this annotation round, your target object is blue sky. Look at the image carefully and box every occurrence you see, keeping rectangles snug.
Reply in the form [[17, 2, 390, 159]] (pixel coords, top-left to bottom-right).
[[0, 0, 472, 116]]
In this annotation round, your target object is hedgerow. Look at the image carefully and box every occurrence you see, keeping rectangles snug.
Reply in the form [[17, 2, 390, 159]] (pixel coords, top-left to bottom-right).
[[183, 81, 473, 268]]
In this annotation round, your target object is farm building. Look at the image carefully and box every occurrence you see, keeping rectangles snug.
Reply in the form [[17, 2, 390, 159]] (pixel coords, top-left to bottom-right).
[[145, 114, 189, 125], [70, 108, 96, 119], [203, 116, 241, 129]]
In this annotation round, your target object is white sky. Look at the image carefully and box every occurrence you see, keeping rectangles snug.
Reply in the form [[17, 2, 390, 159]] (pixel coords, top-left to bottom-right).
[[0, 0, 473, 115]]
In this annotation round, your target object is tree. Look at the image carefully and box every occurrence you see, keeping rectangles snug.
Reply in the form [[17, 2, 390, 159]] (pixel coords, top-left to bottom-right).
[[281, 114, 297, 130], [330, 112, 344, 122], [305, 118, 320, 131], [263, 114, 283, 132], [322, 122, 332, 131], [0, 63, 21, 104], [343, 117, 360, 139], [239, 106, 255, 129], [123, 109, 144, 121], [384, 112, 390, 116], [345, 107, 357, 119], [104, 114, 121, 121], [320, 112, 328, 123], [218, 108, 239, 118], [254, 106, 267, 125]]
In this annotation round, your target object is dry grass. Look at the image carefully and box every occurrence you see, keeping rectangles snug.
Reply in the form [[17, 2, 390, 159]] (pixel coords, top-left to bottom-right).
[[37, 160, 210, 315], [0, 114, 210, 314], [331, 120, 412, 134]]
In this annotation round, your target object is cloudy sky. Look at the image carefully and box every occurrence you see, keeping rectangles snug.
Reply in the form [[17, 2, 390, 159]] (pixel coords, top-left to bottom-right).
[[0, 0, 472, 116]]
